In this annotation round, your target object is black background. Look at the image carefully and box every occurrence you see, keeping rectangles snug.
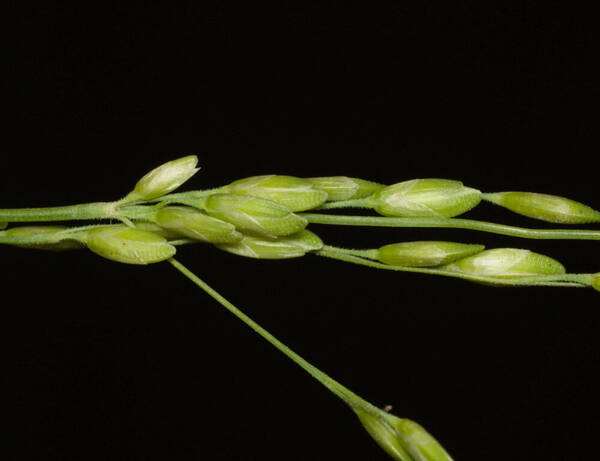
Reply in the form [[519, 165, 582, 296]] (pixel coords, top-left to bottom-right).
[[3, 3, 600, 460]]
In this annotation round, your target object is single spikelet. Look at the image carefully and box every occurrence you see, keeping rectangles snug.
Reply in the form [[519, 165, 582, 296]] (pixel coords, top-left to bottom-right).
[[483, 191, 600, 224], [222, 175, 328, 211], [84, 225, 176, 265], [195, 193, 308, 238], [377, 241, 485, 267], [368, 179, 482, 218], [123, 155, 199, 202], [308, 176, 384, 201], [1, 226, 82, 251], [356, 409, 453, 461], [591, 274, 600, 292], [443, 248, 565, 278], [216, 229, 323, 259], [154, 206, 242, 243]]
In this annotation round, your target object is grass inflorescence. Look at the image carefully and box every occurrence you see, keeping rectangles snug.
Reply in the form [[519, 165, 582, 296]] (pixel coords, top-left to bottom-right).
[[2, 155, 600, 460]]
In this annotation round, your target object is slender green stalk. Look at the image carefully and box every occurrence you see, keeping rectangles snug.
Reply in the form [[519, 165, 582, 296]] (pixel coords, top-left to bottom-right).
[[0, 202, 117, 223], [169, 257, 455, 461], [317, 247, 592, 288], [4, 199, 600, 243], [301, 213, 600, 241], [320, 246, 379, 259], [168, 257, 380, 415], [0, 189, 219, 224]]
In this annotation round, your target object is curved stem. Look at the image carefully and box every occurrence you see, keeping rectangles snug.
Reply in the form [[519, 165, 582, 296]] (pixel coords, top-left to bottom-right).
[[317, 248, 592, 288], [301, 213, 600, 241], [321, 245, 379, 259], [168, 258, 380, 415]]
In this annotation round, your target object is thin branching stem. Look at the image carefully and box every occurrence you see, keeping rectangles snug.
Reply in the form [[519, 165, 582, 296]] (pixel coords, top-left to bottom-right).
[[301, 213, 600, 241], [317, 247, 592, 288], [168, 257, 381, 415], [0, 202, 117, 223]]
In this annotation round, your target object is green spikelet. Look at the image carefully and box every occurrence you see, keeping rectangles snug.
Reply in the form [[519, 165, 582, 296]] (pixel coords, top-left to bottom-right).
[[154, 206, 242, 243], [591, 275, 600, 292], [483, 191, 600, 224], [307, 176, 384, 201], [196, 193, 307, 238], [444, 248, 565, 278], [368, 179, 482, 217], [356, 409, 453, 461], [123, 155, 199, 202], [222, 175, 327, 211], [216, 229, 323, 259], [2, 226, 83, 251], [84, 225, 176, 265], [377, 241, 484, 267], [130, 222, 183, 239]]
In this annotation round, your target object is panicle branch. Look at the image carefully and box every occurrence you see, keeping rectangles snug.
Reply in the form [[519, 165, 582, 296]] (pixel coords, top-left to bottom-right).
[[3, 155, 600, 460]]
